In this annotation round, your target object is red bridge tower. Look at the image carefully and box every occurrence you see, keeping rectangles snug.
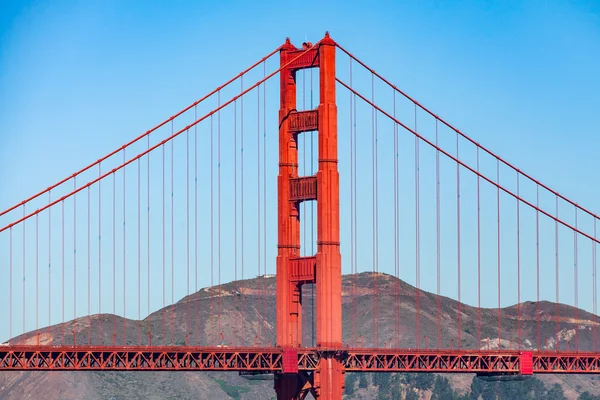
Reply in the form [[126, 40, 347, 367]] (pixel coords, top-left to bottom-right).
[[275, 32, 344, 399]]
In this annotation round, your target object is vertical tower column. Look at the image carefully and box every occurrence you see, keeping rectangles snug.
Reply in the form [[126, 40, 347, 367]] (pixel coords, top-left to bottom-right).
[[275, 38, 303, 400], [313, 33, 344, 399], [276, 38, 302, 350]]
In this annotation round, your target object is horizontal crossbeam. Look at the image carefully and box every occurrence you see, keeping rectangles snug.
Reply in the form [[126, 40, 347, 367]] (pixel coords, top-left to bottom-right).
[[288, 110, 318, 134], [289, 256, 316, 283], [285, 48, 319, 70], [289, 176, 317, 202]]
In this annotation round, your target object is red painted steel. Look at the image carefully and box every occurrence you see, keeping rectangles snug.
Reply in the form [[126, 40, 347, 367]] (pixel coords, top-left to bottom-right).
[[0, 346, 283, 371], [275, 32, 343, 399], [313, 32, 344, 400], [288, 110, 319, 134], [3, 347, 600, 374], [289, 177, 317, 202], [283, 348, 299, 374], [289, 257, 317, 283], [276, 36, 306, 400], [285, 48, 319, 70], [520, 351, 533, 375]]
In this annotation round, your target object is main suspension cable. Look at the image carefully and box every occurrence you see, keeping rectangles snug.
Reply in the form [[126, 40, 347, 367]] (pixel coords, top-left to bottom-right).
[[0, 47, 283, 220], [335, 42, 600, 226]]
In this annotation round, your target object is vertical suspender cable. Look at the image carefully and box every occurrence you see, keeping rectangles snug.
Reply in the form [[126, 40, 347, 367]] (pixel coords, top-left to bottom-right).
[[535, 185, 542, 351], [73, 179, 77, 341], [49, 192, 52, 329], [171, 124, 175, 345], [303, 68, 307, 256], [555, 196, 559, 351], [517, 174, 521, 349], [352, 68, 358, 348], [594, 219, 598, 352], [194, 107, 198, 346], [99, 164, 102, 342], [36, 213, 39, 343], [302, 69, 306, 343], [241, 76, 245, 346], [186, 123, 191, 346], [394, 102, 401, 348], [375, 80, 380, 347], [147, 137, 151, 346], [211, 112, 215, 345], [437, 120, 442, 349], [390, 87, 395, 347], [574, 210, 578, 351], [123, 151, 127, 344], [88, 185, 91, 345], [234, 99, 238, 346], [263, 64, 267, 344], [162, 144, 166, 344], [456, 130, 461, 349], [10, 227, 13, 341], [23, 205, 26, 336], [257, 81, 262, 345], [392, 86, 398, 347], [496, 160, 501, 347], [62, 201, 65, 344], [184, 125, 189, 346], [476, 148, 481, 348], [113, 174, 116, 344], [218, 91, 222, 342], [138, 158, 141, 346], [415, 105, 420, 349], [350, 60, 355, 347], [371, 73, 377, 347]]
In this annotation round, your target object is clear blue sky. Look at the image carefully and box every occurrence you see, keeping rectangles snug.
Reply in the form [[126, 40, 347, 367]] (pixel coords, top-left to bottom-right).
[[0, 0, 599, 343]]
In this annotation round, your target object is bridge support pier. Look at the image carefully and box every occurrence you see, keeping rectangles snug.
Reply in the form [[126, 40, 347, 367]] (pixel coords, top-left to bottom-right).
[[314, 355, 345, 399], [274, 375, 301, 400], [276, 32, 343, 400]]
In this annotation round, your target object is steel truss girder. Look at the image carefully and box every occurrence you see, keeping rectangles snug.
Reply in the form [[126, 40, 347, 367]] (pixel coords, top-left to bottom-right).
[[0, 346, 282, 371], [1, 346, 600, 374]]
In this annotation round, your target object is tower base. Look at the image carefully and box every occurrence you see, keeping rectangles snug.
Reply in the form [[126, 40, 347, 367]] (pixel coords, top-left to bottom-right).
[[275, 371, 318, 400], [313, 355, 344, 399]]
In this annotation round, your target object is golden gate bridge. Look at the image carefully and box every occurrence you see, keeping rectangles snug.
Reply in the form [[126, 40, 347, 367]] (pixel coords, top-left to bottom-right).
[[1, 33, 600, 399]]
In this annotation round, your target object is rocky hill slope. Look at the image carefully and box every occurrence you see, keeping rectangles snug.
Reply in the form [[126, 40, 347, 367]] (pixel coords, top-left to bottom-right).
[[2, 272, 599, 399]]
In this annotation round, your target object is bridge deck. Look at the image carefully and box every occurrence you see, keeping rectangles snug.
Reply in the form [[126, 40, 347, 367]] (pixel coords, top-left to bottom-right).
[[1, 346, 599, 374]]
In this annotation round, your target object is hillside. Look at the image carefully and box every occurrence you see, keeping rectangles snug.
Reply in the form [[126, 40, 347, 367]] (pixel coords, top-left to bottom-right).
[[1, 272, 600, 399]]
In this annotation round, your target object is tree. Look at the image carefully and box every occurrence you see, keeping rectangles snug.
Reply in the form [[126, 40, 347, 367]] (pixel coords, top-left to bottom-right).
[[545, 383, 567, 400], [405, 388, 419, 400], [376, 391, 387, 400], [414, 373, 434, 390], [373, 372, 391, 389], [344, 373, 357, 395], [431, 376, 455, 400], [469, 377, 484, 400], [358, 373, 368, 389], [579, 392, 600, 400]]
